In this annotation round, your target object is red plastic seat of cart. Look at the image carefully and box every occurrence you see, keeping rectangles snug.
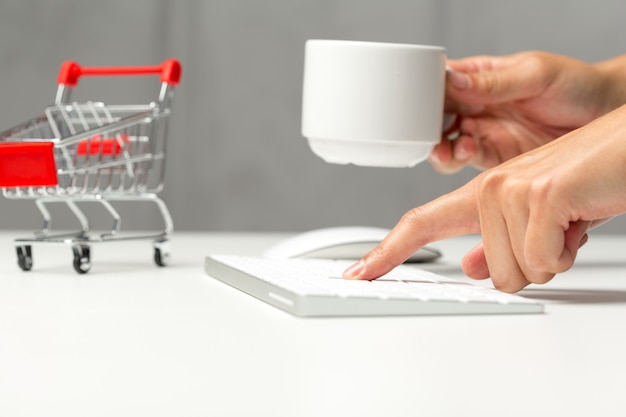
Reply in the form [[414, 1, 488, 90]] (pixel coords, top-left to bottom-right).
[[0, 142, 58, 187], [77, 133, 130, 156]]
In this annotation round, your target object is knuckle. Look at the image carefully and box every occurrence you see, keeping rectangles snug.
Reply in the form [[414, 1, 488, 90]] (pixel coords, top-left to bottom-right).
[[492, 278, 527, 294], [520, 51, 548, 71], [400, 206, 427, 228], [476, 169, 506, 199], [478, 168, 563, 211], [527, 253, 574, 275], [482, 72, 504, 96], [512, 51, 548, 74], [525, 272, 556, 285], [527, 176, 558, 202]]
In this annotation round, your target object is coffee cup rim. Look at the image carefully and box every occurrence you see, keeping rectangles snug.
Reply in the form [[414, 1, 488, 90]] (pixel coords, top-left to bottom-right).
[[306, 39, 446, 52]]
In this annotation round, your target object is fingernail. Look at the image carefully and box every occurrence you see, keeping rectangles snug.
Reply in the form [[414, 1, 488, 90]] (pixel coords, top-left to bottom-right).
[[343, 260, 363, 279], [579, 233, 589, 248], [448, 70, 470, 90], [454, 141, 472, 160]]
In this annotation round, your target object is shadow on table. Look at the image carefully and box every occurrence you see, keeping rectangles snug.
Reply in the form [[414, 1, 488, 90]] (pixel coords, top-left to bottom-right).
[[418, 260, 626, 304], [520, 288, 626, 304], [572, 260, 626, 268]]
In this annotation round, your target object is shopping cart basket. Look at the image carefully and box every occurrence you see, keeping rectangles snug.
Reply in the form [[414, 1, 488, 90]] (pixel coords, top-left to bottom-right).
[[0, 59, 181, 273]]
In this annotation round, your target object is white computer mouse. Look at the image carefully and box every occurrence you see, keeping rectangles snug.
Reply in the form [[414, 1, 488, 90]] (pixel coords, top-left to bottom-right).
[[263, 226, 441, 263]]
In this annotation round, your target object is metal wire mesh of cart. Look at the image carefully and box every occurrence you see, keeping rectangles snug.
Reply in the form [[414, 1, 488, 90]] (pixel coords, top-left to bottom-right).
[[1, 101, 169, 198], [0, 59, 181, 273]]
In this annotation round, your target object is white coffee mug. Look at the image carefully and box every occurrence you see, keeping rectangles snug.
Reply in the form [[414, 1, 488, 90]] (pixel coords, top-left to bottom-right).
[[301, 40, 447, 168]]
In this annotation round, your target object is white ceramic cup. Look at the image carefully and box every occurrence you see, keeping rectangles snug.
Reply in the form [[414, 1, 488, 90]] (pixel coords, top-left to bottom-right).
[[301, 40, 447, 167]]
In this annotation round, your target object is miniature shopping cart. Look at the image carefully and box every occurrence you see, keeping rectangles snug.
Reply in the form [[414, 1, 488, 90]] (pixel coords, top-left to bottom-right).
[[0, 59, 181, 273]]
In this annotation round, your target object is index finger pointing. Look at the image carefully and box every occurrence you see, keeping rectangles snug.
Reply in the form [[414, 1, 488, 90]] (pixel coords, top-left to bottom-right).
[[343, 182, 481, 280]]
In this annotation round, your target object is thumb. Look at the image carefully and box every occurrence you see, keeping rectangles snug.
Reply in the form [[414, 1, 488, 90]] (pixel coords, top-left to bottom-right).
[[447, 65, 543, 107], [461, 241, 490, 279]]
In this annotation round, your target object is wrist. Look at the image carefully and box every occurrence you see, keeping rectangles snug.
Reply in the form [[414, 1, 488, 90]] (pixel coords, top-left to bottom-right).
[[593, 56, 626, 111]]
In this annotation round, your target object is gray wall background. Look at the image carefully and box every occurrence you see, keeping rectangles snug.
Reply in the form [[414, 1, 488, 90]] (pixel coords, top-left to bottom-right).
[[0, 0, 624, 234]]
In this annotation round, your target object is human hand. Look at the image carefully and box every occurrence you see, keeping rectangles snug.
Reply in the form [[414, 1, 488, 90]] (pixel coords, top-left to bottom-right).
[[433, 51, 619, 173], [344, 105, 626, 292]]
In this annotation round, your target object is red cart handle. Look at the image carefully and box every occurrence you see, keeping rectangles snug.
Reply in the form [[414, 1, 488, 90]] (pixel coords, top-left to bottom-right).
[[57, 59, 181, 87]]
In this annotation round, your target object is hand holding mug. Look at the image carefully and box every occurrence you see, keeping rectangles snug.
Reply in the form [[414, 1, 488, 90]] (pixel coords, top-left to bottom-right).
[[434, 51, 623, 173]]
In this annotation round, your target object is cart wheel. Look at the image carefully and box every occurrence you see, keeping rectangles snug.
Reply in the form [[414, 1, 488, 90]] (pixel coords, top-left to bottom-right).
[[16, 245, 33, 271], [153, 240, 170, 267], [72, 244, 91, 274]]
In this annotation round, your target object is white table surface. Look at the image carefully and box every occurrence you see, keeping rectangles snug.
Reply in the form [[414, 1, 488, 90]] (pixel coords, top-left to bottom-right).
[[0, 231, 625, 417]]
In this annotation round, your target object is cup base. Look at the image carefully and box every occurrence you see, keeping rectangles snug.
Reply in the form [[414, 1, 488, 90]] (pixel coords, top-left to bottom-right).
[[306, 138, 435, 168]]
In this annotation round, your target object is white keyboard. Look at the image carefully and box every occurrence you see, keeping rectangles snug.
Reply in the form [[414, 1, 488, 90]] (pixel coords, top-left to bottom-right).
[[204, 254, 543, 317]]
